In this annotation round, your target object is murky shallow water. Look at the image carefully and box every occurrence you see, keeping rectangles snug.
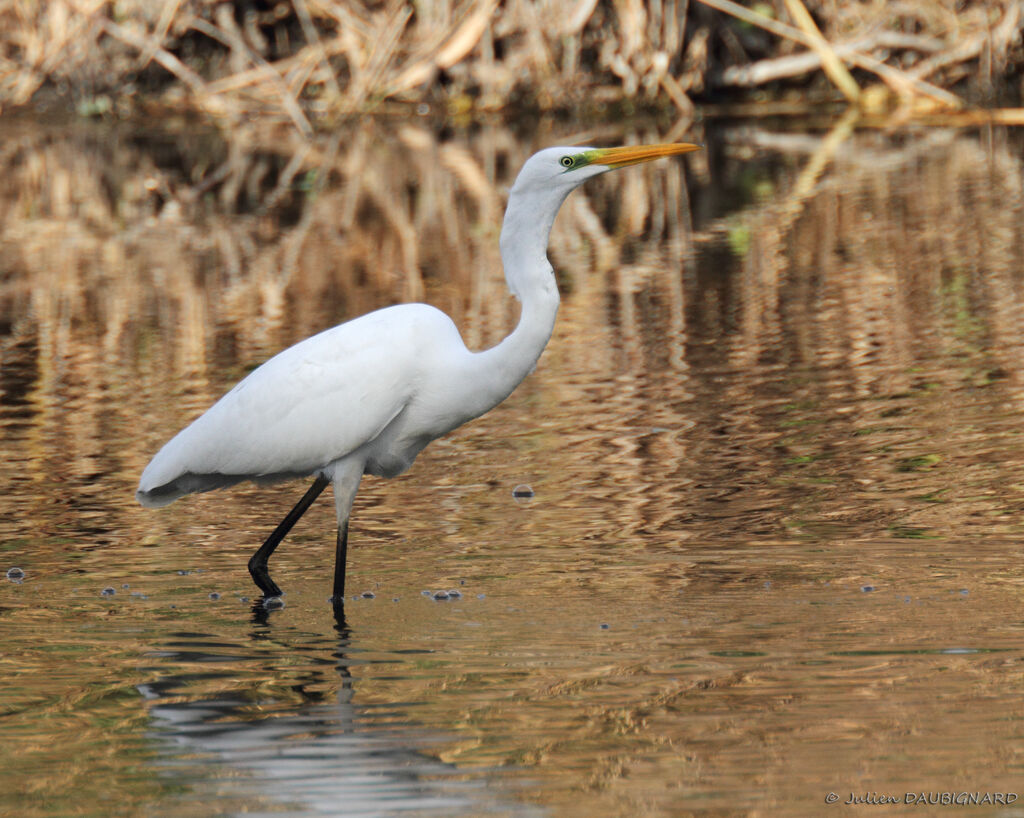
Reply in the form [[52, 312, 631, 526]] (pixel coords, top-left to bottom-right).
[[1, 116, 1023, 816]]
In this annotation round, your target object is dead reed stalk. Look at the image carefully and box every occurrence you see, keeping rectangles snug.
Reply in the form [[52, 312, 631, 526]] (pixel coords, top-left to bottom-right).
[[1, 1, 1021, 130]]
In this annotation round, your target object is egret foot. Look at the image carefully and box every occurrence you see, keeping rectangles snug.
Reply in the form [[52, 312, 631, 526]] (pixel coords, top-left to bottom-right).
[[246, 475, 330, 598], [248, 555, 283, 598]]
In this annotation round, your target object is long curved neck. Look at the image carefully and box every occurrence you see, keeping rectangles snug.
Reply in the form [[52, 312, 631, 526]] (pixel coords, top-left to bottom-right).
[[463, 184, 571, 417]]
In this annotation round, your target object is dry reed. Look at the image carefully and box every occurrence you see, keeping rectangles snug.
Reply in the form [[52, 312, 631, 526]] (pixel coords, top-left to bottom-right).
[[1, 1, 1022, 131]]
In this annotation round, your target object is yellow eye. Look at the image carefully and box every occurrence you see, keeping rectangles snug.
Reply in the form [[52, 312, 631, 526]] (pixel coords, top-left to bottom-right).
[[559, 156, 574, 168]]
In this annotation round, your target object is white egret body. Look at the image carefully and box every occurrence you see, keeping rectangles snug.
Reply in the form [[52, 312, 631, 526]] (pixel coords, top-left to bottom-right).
[[137, 142, 700, 607]]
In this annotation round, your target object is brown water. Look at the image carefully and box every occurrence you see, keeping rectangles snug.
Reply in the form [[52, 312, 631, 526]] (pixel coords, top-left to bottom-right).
[[1, 116, 1023, 817]]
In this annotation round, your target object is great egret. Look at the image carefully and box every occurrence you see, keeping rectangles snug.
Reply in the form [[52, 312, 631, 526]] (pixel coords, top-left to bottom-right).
[[137, 142, 700, 607]]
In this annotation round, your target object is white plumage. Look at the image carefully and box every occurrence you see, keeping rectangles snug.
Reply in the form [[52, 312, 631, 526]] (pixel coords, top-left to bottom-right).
[[139, 305, 463, 504], [137, 142, 699, 609]]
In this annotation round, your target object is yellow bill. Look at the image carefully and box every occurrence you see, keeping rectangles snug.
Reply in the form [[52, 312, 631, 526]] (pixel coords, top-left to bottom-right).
[[589, 142, 701, 169], [558, 143, 701, 172]]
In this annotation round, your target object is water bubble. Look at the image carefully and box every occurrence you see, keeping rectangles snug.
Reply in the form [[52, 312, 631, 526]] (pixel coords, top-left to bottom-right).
[[860, 585, 875, 593], [392, 597, 400, 602], [512, 484, 534, 501], [176, 570, 189, 576], [959, 588, 969, 596], [361, 591, 375, 599], [209, 592, 221, 601], [239, 596, 249, 604], [121, 583, 130, 590], [262, 596, 285, 610], [101, 587, 116, 597], [447, 589, 462, 598], [476, 593, 486, 599], [433, 591, 451, 600], [600, 623, 610, 630], [416, 103, 430, 116], [421, 590, 432, 597], [6, 567, 25, 581]]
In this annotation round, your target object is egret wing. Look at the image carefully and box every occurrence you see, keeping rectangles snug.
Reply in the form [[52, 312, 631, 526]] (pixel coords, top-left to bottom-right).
[[137, 305, 453, 506]]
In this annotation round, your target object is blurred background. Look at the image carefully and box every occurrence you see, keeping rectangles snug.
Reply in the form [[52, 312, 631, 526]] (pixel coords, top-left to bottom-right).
[[2, 0, 1023, 119], [2, 2, 1024, 817]]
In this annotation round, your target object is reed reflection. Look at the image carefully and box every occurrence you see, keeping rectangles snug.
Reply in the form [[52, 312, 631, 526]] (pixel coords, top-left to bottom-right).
[[1, 118, 1022, 577]]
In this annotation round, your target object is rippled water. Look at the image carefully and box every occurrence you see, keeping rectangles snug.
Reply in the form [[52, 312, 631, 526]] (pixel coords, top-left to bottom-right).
[[1, 117, 1023, 816]]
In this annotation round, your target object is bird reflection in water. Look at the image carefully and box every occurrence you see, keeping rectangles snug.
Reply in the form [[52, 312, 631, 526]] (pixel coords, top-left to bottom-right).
[[143, 606, 535, 816]]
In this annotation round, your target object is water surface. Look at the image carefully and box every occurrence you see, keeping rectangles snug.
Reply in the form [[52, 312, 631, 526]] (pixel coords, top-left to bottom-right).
[[1, 117, 1023, 816]]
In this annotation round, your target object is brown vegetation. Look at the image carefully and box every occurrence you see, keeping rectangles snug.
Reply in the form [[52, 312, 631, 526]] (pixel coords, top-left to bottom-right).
[[2, 117, 1023, 545], [1, 1, 1023, 131]]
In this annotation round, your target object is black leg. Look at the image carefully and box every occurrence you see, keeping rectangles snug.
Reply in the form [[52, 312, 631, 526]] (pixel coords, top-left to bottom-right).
[[330, 519, 349, 609], [248, 475, 329, 597]]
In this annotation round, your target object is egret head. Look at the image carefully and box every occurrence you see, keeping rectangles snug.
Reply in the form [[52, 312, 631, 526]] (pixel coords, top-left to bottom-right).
[[510, 143, 701, 195], [500, 141, 701, 299]]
